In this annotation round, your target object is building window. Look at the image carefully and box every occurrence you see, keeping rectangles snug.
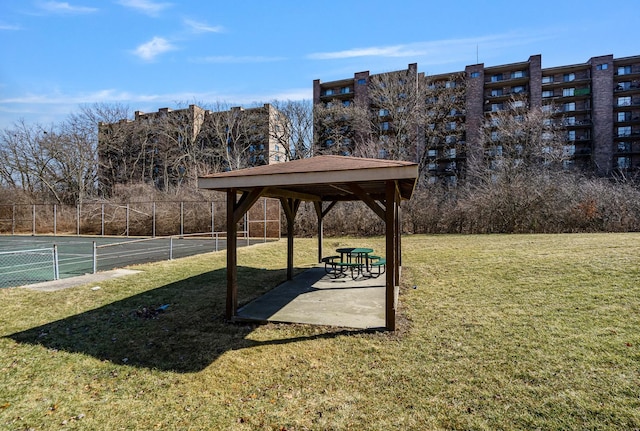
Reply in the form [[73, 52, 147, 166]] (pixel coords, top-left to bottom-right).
[[378, 109, 389, 117], [427, 149, 437, 157], [542, 76, 553, 84], [563, 88, 575, 97], [597, 63, 608, 70], [617, 81, 631, 91], [618, 126, 632, 137], [564, 102, 576, 112], [491, 89, 503, 97], [343, 100, 351, 107], [324, 89, 334, 96], [542, 104, 553, 112], [491, 131, 499, 141], [445, 81, 456, 88], [564, 116, 575, 126], [618, 112, 631, 122], [618, 66, 632, 75], [491, 74, 503, 82], [491, 103, 503, 112], [428, 162, 437, 170], [512, 85, 525, 94], [511, 70, 525, 79], [340, 87, 351, 94], [563, 73, 576, 82], [617, 156, 631, 169], [357, 78, 366, 85], [618, 96, 632, 107], [380, 122, 389, 131], [567, 130, 576, 141], [470, 71, 480, 78], [618, 142, 631, 152], [447, 148, 456, 158], [511, 100, 525, 109], [563, 144, 576, 156]]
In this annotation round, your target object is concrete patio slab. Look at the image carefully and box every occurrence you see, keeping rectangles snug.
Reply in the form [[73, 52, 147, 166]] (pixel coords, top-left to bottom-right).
[[236, 266, 386, 329]]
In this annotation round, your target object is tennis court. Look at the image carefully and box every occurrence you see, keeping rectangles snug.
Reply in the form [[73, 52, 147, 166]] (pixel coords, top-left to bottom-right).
[[0, 234, 267, 288]]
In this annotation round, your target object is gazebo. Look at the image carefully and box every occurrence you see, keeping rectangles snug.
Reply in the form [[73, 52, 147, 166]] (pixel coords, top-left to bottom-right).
[[197, 155, 418, 331]]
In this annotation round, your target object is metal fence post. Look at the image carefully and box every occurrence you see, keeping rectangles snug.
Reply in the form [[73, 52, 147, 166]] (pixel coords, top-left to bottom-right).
[[152, 202, 156, 238], [92, 241, 97, 274], [101, 203, 105, 236], [77, 204, 80, 235], [53, 244, 59, 280], [263, 197, 267, 243], [180, 202, 184, 237], [53, 204, 57, 236], [32, 204, 36, 236], [126, 203, 130, 237], [169, 236, 173, 260], [12, 204, 15, 235], [211, 201, 215, 238], [245, 212, 249, 246]]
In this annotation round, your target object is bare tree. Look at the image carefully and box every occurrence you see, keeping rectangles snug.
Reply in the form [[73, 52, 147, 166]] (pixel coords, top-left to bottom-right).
[[312, 69, 466, 185], [313, 99, 367, 156], [467, 98, 568, 183], [196, 103, 268, 171], [269, 100, 314, 160], [0, 120, 62, 201]]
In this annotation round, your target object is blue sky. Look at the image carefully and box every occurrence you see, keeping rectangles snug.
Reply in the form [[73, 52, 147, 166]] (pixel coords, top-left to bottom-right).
[[0, 0, 638, 128]]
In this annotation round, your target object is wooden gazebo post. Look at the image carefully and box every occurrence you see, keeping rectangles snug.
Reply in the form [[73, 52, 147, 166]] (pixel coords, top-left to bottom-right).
[[225, 187, 265, 320], [385, 180, 399, 331]]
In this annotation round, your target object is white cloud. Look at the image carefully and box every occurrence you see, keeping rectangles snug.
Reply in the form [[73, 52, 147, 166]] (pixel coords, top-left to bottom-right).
[[190, 55, 285, 64], [308, 45, 426, 60], [38, 1, 98, 14], [307, 32, 553, 63], [0, 87, 313, 128], [0, 23, 21, 30], [183, 18, 224, 34], [116, 0, 172, 16], [132, 37, 176, 61]]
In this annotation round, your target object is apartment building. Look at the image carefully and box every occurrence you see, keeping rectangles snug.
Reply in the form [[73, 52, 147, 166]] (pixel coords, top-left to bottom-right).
[[313, 53, 640, 182], [98, 103, 286, 193]]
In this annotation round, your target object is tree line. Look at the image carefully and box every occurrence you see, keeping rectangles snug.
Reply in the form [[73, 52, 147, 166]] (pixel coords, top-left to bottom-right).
[[2, 73, 640, 234]]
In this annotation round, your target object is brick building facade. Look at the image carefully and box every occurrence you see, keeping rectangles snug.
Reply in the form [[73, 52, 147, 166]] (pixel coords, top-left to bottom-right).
[[314, 53, 640, 182]]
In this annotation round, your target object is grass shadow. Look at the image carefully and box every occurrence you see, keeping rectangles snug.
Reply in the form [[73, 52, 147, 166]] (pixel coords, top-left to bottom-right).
[[6, 266, 369, 373]]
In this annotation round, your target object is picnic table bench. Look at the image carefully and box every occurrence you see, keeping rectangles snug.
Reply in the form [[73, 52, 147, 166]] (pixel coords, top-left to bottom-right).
[[322, 247, 386, 280]]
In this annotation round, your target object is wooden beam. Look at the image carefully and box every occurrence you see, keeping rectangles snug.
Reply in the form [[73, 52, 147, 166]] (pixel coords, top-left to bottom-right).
[[280, 197, 301, 280], [314, 202, 323, 263], [395, 186, 401, 287], [226, 189, 238, 320], [321, 200, 338, 218], [347, 183, 386, 221], [385, 180, 398, 331], [263, 187, 321, 202], [233, 187, 265, 225]]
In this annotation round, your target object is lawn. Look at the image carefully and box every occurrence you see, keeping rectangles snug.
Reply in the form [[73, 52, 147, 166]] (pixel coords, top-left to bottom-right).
[[1, 233, 639, 430]]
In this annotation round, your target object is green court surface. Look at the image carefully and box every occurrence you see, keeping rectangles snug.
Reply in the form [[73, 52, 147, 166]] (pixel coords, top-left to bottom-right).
[[0, 235, 264, 288]]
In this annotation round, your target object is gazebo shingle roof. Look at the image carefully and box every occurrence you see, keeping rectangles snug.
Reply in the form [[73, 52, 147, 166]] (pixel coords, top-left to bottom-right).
[[198, 155, 418, 202]]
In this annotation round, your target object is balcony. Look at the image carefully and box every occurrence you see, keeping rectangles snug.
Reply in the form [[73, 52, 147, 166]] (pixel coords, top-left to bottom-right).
[[319, 87, 355, 101], [573, 147, 592, 157], [484, 72, 529, 87]]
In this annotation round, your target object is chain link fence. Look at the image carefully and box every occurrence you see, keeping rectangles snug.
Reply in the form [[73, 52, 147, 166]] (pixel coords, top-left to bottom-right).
[[0, 199, 281, 239]]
